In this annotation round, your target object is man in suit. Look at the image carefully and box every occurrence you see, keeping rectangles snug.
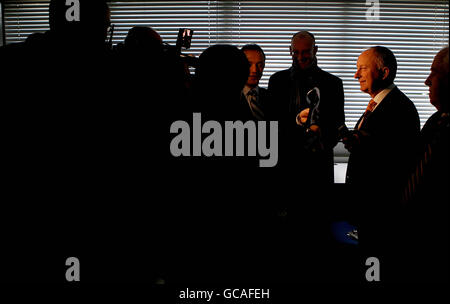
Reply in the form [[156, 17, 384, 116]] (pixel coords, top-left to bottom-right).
[[267, 31, 345, 290], [403, 47, 449, 205], [268, 31, 345, 183], [400, 47, 449, 293], [241, 44, 270, 120], [343, 46, 420, 285]]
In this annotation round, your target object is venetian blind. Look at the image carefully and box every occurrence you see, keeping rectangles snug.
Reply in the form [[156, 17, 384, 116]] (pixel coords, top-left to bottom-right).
[[2, 0, 449, 126]]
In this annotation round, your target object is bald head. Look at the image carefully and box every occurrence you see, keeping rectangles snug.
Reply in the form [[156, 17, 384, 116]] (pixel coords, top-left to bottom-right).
[[434, 47, 449, 74], [354, 46, 397, 98], [425, 46, 449, 111], [290, 31, 318, 70], [291, 31, 316, 45]]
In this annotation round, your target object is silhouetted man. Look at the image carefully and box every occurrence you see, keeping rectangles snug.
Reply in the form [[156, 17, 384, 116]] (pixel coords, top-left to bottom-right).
[[400, 47, 449, 294], [165, 44, 283, 292], [194, 44, 250, 121], [0, 1, 131, 296]]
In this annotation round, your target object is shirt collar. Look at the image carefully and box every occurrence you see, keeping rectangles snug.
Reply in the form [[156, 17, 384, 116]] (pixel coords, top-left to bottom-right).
[[243, 85, 259, 96], [372, 83, 396, 109]]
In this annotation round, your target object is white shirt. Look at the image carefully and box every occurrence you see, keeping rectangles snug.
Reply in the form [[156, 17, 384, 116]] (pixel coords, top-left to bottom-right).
[[358, 83, 396, 129], [371, 83, 396, 111]]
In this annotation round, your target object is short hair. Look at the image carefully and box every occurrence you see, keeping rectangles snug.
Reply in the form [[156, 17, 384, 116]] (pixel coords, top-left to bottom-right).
[[436, 46, 449, 75], [125, 26, 162, 49], [241, 44, 266, 61], [291, 31, 316, 45], [197, 44, 249, 92], [369, 46, 398, 83]]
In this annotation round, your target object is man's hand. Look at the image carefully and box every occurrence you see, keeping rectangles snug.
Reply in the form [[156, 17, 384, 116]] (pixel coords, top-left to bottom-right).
[[342, 133, 359, 152], [309, 124, 320, 133], [296, 108, 321, 134], [342, 130, 369, 152]]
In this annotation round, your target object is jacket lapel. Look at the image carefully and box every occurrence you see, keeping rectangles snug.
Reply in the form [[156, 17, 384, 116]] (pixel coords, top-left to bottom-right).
[[356, 87, 398, 130]]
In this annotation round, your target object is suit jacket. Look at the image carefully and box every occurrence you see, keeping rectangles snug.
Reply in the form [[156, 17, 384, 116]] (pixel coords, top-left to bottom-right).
[[346, 86, 420, 192], [402, 111, 449, 287], [346, 86, 420, 278], [267, 64, 345, 182], [240, 86, 270, 120]]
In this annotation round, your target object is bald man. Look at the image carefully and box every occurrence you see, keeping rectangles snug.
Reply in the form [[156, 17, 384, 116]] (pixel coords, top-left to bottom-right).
[[404, 47, 449, 203], [268, 31, 345, 184], [401, 47, 449, 291], [343, 46, 420, 286]]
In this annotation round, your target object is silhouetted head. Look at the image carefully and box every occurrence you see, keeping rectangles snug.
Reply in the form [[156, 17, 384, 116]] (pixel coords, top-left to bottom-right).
[[196, 44, 249, 95], [425, 47, 449, 112], [355, 46, 397, 98], [49, 0, 110, 45], [125, 26, 163, 52]]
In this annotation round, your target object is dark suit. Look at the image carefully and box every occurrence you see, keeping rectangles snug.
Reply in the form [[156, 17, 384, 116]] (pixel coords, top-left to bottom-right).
[[268, 64, 345, 183], [346, 86, 420, 285], [1, 30, 185, 294], [266, 64, 345, 288], [346, 86, 420, 196], [240, 86, 270, 120], [402, 111, 449, 290]]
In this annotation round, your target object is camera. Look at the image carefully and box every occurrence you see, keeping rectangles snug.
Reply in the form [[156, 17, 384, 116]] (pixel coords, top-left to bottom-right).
[[162, 28, 198, 67], [176, 28, 193, 52]]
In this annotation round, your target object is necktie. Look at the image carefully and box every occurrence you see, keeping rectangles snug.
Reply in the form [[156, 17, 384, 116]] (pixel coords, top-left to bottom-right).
[[358, 99, 377, 129], [402, 143, 432, 204], [247, 89, 264, 120], [247, 89, 257, 98], [401, 113, 449, 203]]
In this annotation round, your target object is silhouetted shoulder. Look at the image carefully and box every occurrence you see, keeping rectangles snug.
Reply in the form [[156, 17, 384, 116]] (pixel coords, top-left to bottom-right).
[[316, 67, 343, 85], [386, 87, 419, 116], [268, 68, 291, 83], [0, 42, 27, 61]]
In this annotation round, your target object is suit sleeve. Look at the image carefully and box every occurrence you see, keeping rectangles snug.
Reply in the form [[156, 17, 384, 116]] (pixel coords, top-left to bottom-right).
[[267, 73, 282, 121], [320, 76, 345, 150]]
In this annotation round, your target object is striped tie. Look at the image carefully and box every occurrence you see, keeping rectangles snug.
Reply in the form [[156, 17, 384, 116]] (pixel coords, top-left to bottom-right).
[[401, 112, 449, 203], [247, 89, 264, 120], [402, 143, 432, 204], [358, 99, 377, 129]]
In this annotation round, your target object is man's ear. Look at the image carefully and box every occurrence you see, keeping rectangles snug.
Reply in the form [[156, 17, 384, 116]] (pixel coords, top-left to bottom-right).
[[313, 45, 318, 56], [289, 46, 293, 56], [381, 67, 390, 80]]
